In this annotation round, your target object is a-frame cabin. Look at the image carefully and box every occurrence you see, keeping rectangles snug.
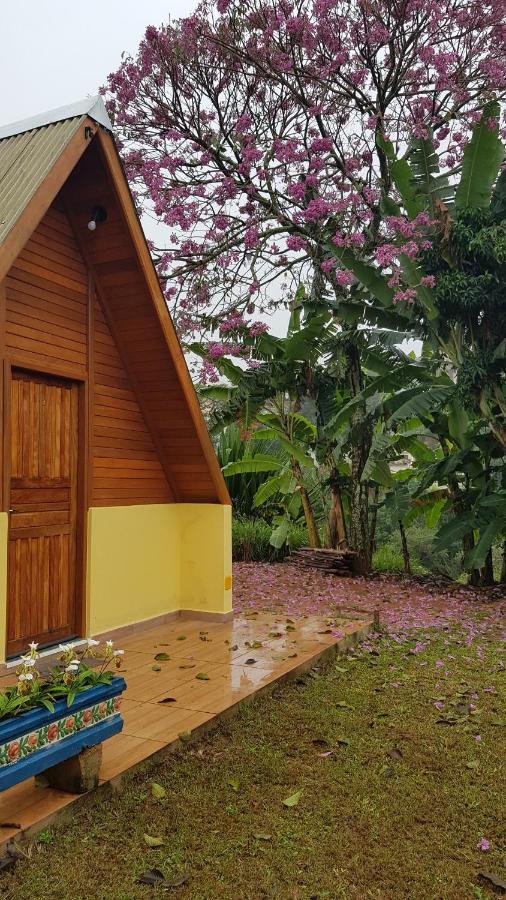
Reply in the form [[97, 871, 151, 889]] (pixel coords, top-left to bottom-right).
[[0, 97, 232, 662]]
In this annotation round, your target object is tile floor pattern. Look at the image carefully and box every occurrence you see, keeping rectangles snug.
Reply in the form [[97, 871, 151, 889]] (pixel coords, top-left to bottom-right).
[[0, 610, 370, 848]]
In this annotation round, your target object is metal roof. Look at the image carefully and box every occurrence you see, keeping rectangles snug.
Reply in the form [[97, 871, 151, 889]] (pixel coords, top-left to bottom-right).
[[0, 96, 112, 247], [0, 96, 112, 141]]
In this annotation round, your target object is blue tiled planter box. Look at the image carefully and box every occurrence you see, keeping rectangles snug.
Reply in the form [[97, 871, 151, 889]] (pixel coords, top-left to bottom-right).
[[0, 676, 126, 792]]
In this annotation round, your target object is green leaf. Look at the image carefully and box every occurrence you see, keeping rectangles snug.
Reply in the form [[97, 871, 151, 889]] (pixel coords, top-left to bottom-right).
[[455, 102, 504, 210], [151, 783, 167, 800], [375, 133, 424, 218], [465, 518, 505, 570], [222, 456, 283, 476], [282, 790, 302, 807], [490, 168, 506, 221], [328, 246, 395, 307], [228, 778, 240, 792], [143, 834, 164, 848], [426, 498, 446, 529], [270, 518, 290, 549], [388, 386, 453, 423], [408, 134, 452, 215]]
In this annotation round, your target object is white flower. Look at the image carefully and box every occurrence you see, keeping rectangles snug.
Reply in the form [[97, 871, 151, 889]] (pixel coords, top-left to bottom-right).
[[113, 649, 124, 657], [59, 643, 74, 654], [20, 656, 36, 667], [19, 673, 33, 681], [66, 662, 79, 672], [86, 637, 100, 647], [29, 642, 39, 651], [105, 640, 114, 648]]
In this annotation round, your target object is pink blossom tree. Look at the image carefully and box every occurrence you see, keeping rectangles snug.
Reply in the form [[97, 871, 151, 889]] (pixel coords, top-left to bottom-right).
[[104, 0, 505, 571]]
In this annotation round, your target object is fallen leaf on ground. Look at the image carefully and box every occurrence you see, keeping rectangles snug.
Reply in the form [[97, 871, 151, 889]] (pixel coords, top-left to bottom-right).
[[282, 790, 302, 807], [154, 653, 170, 661], [254, 833, 272, 841], [176, 636, 187, 641], [178, 731, 191, 742], [151, 783, 167, 800], [195, 672, 210, 680], [178, 664, 196, 670], [152, 665, 161, 672], [478, 871, 506, 892], [137, 868, 189, 889], [387, 748, 403, 761], [143, 834, 164, 848], [228, 778, 240, 792], [336, 700, 354, 709], [158, 697, 176, 704], [245, 658, 256, 665]]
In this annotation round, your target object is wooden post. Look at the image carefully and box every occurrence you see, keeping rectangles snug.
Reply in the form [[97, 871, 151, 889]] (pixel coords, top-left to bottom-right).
[[36, 744, 102, 794]]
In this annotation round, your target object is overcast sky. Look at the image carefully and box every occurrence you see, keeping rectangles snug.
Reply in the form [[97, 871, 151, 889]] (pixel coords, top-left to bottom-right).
[[0, 1, 297, 340], [0, 0, 194, 125]]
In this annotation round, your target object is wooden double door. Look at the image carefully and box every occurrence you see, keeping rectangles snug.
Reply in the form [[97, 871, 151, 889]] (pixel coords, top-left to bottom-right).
[[6, 370, 81, 657]]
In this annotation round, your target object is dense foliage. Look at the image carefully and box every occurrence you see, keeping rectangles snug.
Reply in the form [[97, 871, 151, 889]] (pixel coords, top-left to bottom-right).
[[104, 0, 506, 580]]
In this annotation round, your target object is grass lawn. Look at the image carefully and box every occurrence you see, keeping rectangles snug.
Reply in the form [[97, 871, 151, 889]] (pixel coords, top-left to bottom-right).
[[0, 604, 504, 899]]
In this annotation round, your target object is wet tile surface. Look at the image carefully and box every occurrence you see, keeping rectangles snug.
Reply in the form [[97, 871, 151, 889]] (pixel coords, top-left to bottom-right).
[[0, 610, 370, 848]]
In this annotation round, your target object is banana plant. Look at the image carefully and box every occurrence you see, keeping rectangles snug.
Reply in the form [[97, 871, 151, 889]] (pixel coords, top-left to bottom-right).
[[326, 103, 506, 454]]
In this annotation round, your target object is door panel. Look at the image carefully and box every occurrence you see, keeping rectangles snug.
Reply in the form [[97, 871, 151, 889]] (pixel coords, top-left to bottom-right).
[[6, 370, 79, 657]]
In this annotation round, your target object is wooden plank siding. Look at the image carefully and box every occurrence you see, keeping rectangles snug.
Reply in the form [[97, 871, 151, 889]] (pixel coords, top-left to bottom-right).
[[91, 295, 172, 505], [4, 205, 173, 507], [62, 138, 225, 503]]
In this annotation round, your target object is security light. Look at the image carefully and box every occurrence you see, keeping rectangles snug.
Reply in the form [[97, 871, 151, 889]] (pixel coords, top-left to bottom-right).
[[87, 206, 107, 231]]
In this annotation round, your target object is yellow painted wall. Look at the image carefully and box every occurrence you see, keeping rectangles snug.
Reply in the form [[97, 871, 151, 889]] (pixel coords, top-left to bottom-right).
[[178, 504, 233, 615], [86, 503, 232, 636], [86, 505, 181, 636], [0, 514, 8, 665]]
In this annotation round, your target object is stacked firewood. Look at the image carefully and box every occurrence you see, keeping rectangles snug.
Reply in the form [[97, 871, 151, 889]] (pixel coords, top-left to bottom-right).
[[289, 546, 357, 575]]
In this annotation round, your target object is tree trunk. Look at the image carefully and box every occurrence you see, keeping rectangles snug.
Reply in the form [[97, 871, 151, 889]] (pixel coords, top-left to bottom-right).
[[399, 519, 411, 575], [292, 461, 321, 548], [501, 540, 506, 583], [327, 477, 347, 550], [463, 532, 481, 587], [344, 339, 372, 574], [480, 547, 495, 586], [368, 485, 380, 566]]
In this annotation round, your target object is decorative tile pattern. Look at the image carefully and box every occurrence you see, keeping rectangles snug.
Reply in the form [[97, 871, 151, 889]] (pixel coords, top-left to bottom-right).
[[0, 696, 122, 767]]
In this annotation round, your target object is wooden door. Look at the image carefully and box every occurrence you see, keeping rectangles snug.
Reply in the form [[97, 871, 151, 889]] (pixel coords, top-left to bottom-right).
[[6, 370, 79, 657]]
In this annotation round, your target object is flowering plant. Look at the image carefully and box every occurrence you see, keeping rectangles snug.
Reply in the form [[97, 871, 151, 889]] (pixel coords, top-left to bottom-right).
[[0, 639, 124, 721]]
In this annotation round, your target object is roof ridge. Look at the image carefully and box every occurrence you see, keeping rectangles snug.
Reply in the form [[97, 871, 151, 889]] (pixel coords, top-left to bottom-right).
[[0, 96, 112, 142]]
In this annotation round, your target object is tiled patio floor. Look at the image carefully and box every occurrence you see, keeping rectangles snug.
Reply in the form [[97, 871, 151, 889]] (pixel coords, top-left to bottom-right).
[[0, 609, 371, 851]]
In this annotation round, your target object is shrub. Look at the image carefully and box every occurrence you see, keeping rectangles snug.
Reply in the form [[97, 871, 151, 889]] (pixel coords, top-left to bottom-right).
[[232, 517, 307, 562], [372, 543, 427, 575]]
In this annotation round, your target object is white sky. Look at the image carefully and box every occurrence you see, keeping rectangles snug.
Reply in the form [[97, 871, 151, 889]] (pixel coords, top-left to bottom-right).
[[0, 1, 194, 125]]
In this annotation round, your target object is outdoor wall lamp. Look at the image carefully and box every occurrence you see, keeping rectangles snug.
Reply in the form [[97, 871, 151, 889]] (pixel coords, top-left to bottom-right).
[[87, 205, 108, 231]]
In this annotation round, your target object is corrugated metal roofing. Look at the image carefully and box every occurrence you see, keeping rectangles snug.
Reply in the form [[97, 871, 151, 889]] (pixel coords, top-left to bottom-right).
[[0, 96, 112, 141], [0, 95, 113, 247], [0, 118, 82, 246]]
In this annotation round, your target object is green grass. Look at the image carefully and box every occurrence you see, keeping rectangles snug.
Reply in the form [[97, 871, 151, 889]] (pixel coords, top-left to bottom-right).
[[1, 629, 504, 900]]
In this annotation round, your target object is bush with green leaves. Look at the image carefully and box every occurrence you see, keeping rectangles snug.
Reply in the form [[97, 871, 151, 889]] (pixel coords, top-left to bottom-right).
[[232, 518, 308, 562]]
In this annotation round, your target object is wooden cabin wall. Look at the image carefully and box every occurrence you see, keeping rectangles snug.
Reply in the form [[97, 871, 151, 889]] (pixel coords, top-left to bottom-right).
[[3, 205, 173, 507]]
